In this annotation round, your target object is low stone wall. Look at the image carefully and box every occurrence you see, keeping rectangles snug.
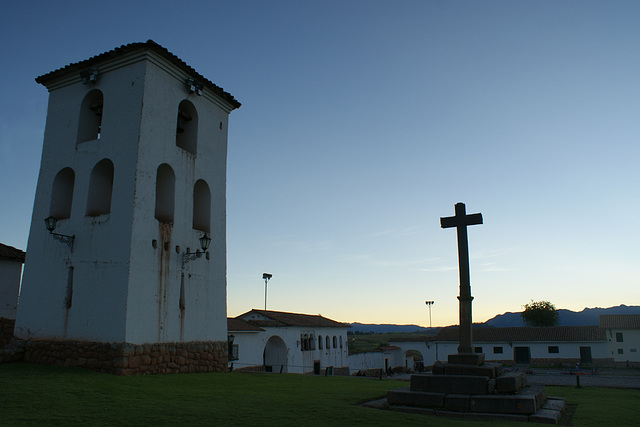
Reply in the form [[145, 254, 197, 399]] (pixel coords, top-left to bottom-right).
[[0, 318, 15, 347], [19, 340, 228, 375]]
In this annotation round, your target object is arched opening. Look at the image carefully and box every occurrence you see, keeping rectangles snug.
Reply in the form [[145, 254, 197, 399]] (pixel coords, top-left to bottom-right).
[[333, 336, 337, 348], [263, 335, 287, 373], [326, 336, 331, 349], [318, 335, 323, 350], [339, 335, 343, 348], [50, 167, 75, 219], [192, 179, 210, 232], [404, 349, 424, 372], [77, 89, 103, 143], [155, 163, 175, 223], [86, 158, 114, 216], [176, 100, 198, 155]]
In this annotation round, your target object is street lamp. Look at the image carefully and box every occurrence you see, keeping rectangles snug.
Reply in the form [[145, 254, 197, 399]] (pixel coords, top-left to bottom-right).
[[425, 300, 434, 328], [263, 273, 272, 311], [182, 233, 211, 267], [44, 216, 75, 251]]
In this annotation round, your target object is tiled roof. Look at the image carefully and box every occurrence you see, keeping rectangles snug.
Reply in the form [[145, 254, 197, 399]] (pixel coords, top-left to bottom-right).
[[35, 40, 241, 110], [0, 243, 25, 262], [435, 326, 605, 342], [227, 318, 264, 332], [237, 310, 350, 328], [599, 314, 640, 329]]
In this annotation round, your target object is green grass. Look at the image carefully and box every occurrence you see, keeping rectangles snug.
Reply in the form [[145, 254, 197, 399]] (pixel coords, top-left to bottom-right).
[[1, 363, 638, 426]]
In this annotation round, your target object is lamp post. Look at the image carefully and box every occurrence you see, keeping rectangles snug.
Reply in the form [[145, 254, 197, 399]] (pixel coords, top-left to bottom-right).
[[263, 273, 272, 311], [44, 216, 75, 251], [425, 300, 434, 328], [182, 233, 211, 267]]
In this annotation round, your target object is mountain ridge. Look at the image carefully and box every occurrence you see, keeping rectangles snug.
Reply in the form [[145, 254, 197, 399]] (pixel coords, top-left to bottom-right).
[[348, 305, 640, 334]]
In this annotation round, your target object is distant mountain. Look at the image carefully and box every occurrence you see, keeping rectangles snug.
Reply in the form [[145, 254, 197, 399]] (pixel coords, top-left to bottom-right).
[[349, 322, 437, 334], [350, 305, 640, 333], [484, 305, 640, 327]]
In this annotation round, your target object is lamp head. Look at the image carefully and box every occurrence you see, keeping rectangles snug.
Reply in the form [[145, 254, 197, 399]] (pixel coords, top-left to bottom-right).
[[262, 273, 272, 280], [199, 233, 211, 252], [44, 216, 58, 233]]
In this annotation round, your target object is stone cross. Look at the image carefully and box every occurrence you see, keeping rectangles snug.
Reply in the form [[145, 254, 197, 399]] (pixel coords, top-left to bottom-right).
[[440, 202, 483, 354]]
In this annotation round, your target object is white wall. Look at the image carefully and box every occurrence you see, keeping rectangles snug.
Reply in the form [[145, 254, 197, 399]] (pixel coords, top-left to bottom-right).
[[0, 259, 22, 319], [605, 329, 640, 362]]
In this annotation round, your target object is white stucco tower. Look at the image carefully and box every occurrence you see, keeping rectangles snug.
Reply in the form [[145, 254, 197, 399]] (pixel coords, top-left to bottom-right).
[[15, 41, 241, 374]]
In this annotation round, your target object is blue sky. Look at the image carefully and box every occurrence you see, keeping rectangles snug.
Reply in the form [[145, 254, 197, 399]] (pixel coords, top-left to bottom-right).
[[1, 1, 639, 327]]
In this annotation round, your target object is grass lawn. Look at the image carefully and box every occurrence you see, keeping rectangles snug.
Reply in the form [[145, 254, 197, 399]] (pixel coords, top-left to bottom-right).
[[1, 363, 638, 426]]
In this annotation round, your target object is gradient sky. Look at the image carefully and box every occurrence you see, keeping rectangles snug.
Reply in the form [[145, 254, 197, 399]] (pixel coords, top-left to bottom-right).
[[1, 1, 638, 327]]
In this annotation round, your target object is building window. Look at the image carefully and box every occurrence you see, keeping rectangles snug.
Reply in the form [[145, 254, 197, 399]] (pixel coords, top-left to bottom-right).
[[339, 335, 343, 348], [630, 348, 637, 353], [309, 334, 315, 350], [326, 336, 330, 349], [176, 100, 198, 155], [493, 346, 503, 354], [77, 89, 103, 143], [193, 179, 211, 232], [333, 336, 337, 348], [155, 164, 175, 223], [50, 167, 75, 219], [86, 159, 114, 216], [474, 347, 482, 354], [318, 335, 323, 350], [548, 346, 559, 354], [618, 349, 624, 355], [616, 332, 624, 342]]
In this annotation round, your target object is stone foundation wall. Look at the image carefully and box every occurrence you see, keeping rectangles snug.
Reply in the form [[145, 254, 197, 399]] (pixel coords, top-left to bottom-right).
[[0, 318, 15, 347], [19, 340, 228, 375]]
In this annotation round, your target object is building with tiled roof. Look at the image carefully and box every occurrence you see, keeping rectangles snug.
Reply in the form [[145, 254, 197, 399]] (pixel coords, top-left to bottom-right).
[[600, 315, 640, 364], [228, 310, 349, 375], [0, 243, 25, 321]]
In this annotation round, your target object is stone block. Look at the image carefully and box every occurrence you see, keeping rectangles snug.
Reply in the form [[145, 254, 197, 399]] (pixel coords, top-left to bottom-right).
[[495, 372, 527, 393], [410, 374, 489, 395], [529, 408, 562, 424], [448, 353, 484, 365], [387, 388, 445, 408], [542, 397, 565, 411], [470, 386, 546, 415], [445, 394, 470, 412], [444, 363, 498, 378]]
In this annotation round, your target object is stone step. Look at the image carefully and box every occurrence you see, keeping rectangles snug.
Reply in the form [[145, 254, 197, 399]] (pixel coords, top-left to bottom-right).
[[432, 361, 503, 378], [469, 385, 546, 415], [411, 374, 489, 394]]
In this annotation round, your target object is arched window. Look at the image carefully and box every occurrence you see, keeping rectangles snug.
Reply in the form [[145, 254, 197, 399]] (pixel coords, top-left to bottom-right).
[[155, 164, 175, 223], [86, 159, 114, 216], [176, 100, 198, 155], [309, 334, 315, 350], [333, 336, 337, 348], [77, 89, 103, 143], [318, 335, 323, 350], [326, 336, 331, 349], [192, 179, 210, 232], [339, 335, 343, 348], [50, 167, 75, 219]]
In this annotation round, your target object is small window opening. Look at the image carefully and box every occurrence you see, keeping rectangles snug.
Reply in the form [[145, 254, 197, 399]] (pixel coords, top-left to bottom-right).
[[155, 164, 175, 223], [339, 336, 343, 348], [474, 347, 483, 354], [318, 335, 323, 349], [77, 89, 103, 143], [616, 332, 624, 342], [333, 336, 337, 348], [192, 179, 211, 232], [50, 168, 75, 219], [548, 346, 559, 354], [176, 100, 198, 155], [326, 336, 331, 349], [86, 158, 114, 216], [493, 346, 503, 354]]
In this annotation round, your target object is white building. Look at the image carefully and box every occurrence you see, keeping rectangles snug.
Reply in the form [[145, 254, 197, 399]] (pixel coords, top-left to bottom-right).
[[13, 41, 240, 374], [228, 310, 350, 374], [0, 243, 25, 346], [601, 314, 640, 365]]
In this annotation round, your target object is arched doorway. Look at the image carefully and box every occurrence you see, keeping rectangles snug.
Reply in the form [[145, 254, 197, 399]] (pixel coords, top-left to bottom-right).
[[405, 349, 424, 372], [263, 335, 288, 373]]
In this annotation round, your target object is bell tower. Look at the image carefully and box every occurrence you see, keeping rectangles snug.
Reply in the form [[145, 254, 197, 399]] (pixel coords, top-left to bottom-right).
[[15, 41, 241, 374]]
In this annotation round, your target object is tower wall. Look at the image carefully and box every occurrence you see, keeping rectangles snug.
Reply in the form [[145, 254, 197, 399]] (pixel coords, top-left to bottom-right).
[[12, 42, 239, 373]]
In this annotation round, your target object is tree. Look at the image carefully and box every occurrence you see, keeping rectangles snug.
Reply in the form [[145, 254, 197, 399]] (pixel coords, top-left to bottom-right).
[[521, 300, 559, 327]]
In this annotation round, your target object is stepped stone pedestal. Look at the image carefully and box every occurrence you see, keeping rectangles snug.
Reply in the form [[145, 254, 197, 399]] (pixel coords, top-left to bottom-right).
[[386, 353, 564, 424]]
